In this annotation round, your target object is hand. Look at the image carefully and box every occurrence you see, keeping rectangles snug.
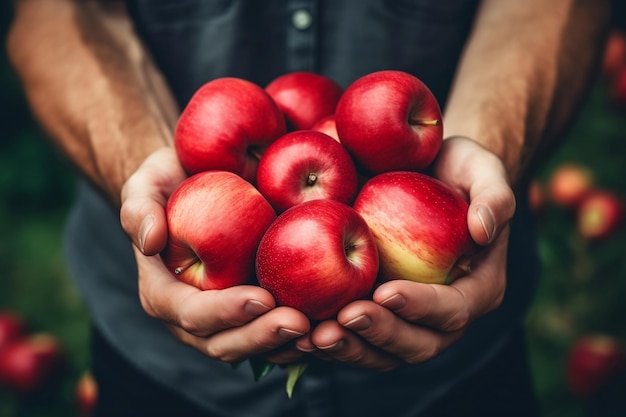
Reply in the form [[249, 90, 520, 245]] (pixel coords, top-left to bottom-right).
[[120, 147, 310, 364], [295, 136, 516, 370]]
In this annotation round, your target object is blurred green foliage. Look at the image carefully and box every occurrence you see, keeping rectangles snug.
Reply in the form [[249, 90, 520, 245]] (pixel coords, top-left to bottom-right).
[[1, 2, 626, 417], [1, 3, 89, 416], [525, 82, 626, 417]]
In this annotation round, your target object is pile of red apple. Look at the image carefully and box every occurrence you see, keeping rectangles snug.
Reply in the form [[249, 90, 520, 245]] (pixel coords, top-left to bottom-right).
[[162, 70, 476, 322], [530, 162, 625, 241], [0, 310, 63, 396]]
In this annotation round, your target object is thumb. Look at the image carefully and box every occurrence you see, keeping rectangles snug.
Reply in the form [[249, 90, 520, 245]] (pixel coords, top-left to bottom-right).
[[467, 180, 516, 246], [120, 148, 186, 255]]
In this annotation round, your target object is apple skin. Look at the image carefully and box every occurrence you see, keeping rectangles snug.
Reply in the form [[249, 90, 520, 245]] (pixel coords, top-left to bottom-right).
[[602, 29, 626, 79], [335, 70, 443, 175], [256, 199, 379, 321], [311, 115, 340, 142], [256, 130, 359, 213], [611, 65, 626, 107], [0, 311, 25, 353], [0, 333, 63, 395], [566, 334, 626, 398], [161, 170, 277, 290], [265, 71, 344, 131], [547, 163, 594, 208], [75, 370, 98, 417], [174, 77, 286, 182], [576, 189, 625, 240], [352, 171, 475, 285]]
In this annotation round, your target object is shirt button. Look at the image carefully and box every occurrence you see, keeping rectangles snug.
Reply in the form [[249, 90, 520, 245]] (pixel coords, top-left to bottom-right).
[[292, 9, 312, 30]]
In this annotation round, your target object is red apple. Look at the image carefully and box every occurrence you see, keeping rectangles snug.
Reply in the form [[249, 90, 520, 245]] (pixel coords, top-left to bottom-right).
[[0, 311, 25, 353], [174, 77, 286, 182], [528, 179, 545, 214], [576, 189, 625, 240], [335, 70, 443, 175], [265, 71, 344, 131], [0, 332, 63, 394], [353, 171, 475, 284], [256, 199, 379, 321], [547, 163, 594, 208], [311, 115, 340, 142], [161, 170, 277, 290], [566, 334, 626, 398], [311, 117, 373, 187], [611, 65, 626, 107], [75, 370, 98, 417], [256, 130, 359, 213], [602, 29, 626, 79]]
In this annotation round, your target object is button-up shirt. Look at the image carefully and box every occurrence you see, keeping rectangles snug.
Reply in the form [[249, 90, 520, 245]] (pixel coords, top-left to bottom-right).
[[65, 1, 540, 415]]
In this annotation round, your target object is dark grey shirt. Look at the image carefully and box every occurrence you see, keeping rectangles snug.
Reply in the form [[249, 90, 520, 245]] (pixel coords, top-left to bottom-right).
[[64, 1, 540, 416]]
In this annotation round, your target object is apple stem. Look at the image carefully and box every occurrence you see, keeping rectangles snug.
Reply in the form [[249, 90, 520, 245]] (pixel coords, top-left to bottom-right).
[[307, 173, 318, 186], [409, 118, 440, 126], [174, 260, 197, 275], [446, 257, 472, 283], [249, 148, 263, 161], [455, 255, 472, 273], [344, 242, 356, 257]]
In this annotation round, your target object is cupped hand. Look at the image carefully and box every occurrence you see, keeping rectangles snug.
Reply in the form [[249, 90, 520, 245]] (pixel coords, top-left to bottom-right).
[[296, 136, 517, 370], [119, 147, 310, 364]]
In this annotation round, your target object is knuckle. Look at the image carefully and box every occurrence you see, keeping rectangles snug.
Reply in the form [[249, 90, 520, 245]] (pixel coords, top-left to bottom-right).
[[373, 327, 398, 349], [341, 345, 369, 364], [441, 308, 471, 332], [493, 287, 505, 309], [487, 281, 506, 313], [251, 333, 280, 352], [176, 306, 203, 336], [118, 200, 136, 233], [138, 292, 158, 319], [204, 343, 230, 362], [406, 343, 441, 365], [120, 179, 132, 204]]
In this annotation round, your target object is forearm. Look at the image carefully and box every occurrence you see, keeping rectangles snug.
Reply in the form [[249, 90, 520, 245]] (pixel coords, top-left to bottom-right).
[[444, 0, 610, 185], [6, 0, 179, 206]]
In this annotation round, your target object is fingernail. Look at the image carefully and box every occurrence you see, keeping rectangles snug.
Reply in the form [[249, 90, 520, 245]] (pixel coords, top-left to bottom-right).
[[279, 328, 305, 339], [296, 344, 316, 353], [476, 205, 496, 243], [344, 315, 371, 331], [317, 340, 344, 351], [244, 300, 272, 317], [138, 215, 155, 253], [380, 294, 407, 310]]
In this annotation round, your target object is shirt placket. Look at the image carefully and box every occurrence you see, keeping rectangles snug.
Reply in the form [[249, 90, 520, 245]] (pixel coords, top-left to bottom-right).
[[285, 0, 318, 72]]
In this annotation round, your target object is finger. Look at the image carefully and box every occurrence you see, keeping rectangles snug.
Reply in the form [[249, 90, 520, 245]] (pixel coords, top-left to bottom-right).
[[307, 319, 401, 371], [169, 306, 310, 363], [135, 247, 278, 336], [447, 225, 510, 317], [368, 226, 510, 332], [120, 147, 187, 255], [433, 136, 516, 245], [264, 346, 307, 365], [336, 301, 463, 365], [466, 172, 516, 246]]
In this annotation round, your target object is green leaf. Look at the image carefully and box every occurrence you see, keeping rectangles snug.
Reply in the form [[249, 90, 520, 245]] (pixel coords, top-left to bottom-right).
[[249, 357, 275, 381], [285, 362, 309, 399]]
